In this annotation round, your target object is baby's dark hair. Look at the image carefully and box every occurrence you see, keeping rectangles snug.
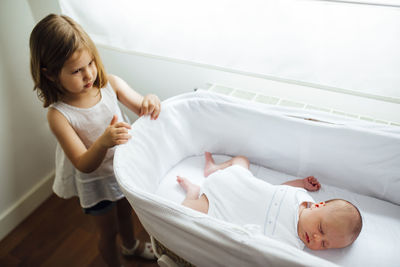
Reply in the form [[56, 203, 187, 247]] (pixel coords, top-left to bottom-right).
[[29, 14, 108, 107], [325, 199, 362, 244]]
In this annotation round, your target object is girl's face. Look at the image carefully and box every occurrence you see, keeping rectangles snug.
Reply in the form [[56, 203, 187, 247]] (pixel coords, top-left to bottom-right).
[[297, 202, 352, 250], [58, 49, 97, 96]]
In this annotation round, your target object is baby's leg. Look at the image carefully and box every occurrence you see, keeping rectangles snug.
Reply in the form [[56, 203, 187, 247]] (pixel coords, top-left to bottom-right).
[[177, 176, 209, 214], [177, 176, 200, 200], [204, 151, 250, 177]]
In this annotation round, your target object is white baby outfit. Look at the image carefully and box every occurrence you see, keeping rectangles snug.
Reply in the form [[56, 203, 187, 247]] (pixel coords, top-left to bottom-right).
[[51, 83, 127, 208], [201, 165, 314, 249]]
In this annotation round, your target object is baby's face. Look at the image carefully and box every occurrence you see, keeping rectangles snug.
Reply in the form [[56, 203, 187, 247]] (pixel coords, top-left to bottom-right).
[[297, 202, 352, 250]]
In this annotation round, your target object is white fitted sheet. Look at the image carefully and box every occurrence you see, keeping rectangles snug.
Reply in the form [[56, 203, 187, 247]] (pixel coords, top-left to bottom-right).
[[156, 155, 400, 267]]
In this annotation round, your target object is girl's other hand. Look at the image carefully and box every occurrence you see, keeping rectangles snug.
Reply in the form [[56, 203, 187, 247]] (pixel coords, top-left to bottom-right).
[[100, 115, 132, 148], [139, 94, 161, 120]]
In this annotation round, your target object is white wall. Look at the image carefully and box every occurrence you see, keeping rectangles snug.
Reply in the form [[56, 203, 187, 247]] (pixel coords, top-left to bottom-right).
[[0, 35, 13, 215], [0, 0, 56, 240]]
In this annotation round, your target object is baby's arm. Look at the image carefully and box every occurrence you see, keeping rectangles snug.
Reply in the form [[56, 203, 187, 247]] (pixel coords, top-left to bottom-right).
[[108, 74, 161, 119], [283, 176, 321, 191], [48, 109, 131, 173]]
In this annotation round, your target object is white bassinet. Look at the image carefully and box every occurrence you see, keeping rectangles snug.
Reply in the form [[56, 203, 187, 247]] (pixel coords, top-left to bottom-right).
[[114, 91, 400, 267]]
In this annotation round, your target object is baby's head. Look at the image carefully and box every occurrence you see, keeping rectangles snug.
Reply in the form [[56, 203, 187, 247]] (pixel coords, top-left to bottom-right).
[[29, 14, 107, 107], [297, 199, 362, 250]]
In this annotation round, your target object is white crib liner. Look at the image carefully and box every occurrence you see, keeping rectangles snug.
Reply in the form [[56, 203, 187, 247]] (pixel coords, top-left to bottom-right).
[[156, 155, 400, 267], [114, 91, 400, 267]]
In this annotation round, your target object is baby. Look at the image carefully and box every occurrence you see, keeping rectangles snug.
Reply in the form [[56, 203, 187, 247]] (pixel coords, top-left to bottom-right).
[[177, 152, 362, 250]]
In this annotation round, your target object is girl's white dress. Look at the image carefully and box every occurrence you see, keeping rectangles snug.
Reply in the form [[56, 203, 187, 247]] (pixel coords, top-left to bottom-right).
[[51, 83, 127, 208]]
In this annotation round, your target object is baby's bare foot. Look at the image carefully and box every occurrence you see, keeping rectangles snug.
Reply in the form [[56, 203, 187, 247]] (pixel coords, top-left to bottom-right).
[[303, 176, 321, 191], [177, 176, 200, 198], [204, 152, 218, 177]]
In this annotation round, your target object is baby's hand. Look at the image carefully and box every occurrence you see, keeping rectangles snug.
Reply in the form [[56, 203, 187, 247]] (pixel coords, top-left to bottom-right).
[[140, 94, 161, 120], [303, 176, 321, 191], [100, 115, 131, 148]]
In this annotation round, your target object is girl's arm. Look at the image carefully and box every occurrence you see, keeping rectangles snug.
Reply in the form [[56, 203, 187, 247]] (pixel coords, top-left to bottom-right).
[[108, 74, 161, 119], [47, 108, 131, 173]]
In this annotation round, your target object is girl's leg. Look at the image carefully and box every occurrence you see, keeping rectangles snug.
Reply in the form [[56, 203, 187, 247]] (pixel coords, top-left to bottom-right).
[[204, 151, 250, 177], [177, 176, 209, 214], [91, 208, 120, 267], [115, 198, 135, 250], [116, 198, 155, 260]]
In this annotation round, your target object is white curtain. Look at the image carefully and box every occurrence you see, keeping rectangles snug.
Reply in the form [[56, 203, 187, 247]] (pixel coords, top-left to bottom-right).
[[60, 0, 400, 101]]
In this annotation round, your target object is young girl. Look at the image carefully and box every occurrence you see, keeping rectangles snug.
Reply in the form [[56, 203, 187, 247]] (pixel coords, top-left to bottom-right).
[[29, 14, 160, 266]]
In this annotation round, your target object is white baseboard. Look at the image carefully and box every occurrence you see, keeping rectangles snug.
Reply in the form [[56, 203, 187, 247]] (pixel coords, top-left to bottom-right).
[[0, 171, 54, 241]]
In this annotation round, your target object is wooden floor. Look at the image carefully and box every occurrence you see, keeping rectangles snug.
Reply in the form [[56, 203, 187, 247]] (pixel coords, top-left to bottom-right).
[[0, 194, 159, 267]]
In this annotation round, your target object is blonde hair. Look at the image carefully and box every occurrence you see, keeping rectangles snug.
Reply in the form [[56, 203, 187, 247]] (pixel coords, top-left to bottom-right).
[[29, 14, 108, 107], [326, 199, 363, 244]]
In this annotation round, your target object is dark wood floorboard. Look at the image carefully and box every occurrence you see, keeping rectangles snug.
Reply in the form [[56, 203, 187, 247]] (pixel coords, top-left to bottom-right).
[[0, 194, 158, 267]]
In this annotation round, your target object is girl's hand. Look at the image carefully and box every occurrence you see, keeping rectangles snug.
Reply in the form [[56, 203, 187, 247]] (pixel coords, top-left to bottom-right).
[[139, 94, 161, 120], [100, 115, 131, 148]]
